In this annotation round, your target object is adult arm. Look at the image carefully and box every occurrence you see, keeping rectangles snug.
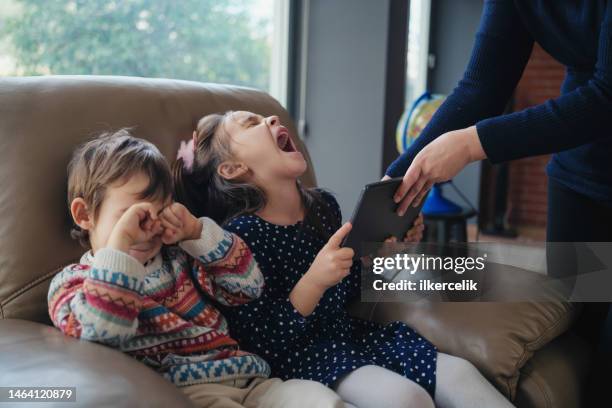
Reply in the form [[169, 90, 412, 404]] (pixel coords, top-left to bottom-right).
[[386, 0, 534, 178], [477, 1, 612, 162]]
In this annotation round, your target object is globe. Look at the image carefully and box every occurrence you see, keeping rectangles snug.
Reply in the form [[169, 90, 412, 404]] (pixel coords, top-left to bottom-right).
[[395, 92, 463, 215]]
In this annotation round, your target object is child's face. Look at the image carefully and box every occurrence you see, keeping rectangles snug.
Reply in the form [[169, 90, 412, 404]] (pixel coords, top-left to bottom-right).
[[78, 172, 169, 264], [223, 111, 307, 183]]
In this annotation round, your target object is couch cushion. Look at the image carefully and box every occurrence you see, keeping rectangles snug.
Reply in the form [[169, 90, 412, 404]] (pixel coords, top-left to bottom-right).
[[349, 262, 579, 400], [514, 332, 590, 408], [0, 319, 195, 408], [0, 76, 315, 323]]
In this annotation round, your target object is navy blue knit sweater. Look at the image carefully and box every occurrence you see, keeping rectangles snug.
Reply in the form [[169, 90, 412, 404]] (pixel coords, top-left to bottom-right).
[[386, 0, 612, 205]]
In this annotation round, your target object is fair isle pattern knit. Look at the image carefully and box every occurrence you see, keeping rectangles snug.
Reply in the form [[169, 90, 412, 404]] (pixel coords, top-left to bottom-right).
[[48, 217, 270, 386]]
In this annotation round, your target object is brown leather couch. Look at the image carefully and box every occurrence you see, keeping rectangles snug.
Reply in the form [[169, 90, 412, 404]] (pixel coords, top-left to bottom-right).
[[0, 76, 591, 407]]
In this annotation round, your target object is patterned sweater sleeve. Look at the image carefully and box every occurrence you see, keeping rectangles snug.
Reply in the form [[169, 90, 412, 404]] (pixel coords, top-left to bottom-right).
[[47, 248, 146, 346], [179, 217, 264, 306]]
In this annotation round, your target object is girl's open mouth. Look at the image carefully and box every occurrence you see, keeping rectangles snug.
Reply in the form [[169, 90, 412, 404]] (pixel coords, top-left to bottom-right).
[[276, 128, 297, 153]]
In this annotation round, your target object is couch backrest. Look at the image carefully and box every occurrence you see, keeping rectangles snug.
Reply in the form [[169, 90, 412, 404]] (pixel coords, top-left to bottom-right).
[[0, 75, 316, 323]]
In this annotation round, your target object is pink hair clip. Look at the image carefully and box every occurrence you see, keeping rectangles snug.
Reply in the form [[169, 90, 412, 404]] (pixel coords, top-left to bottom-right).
[[177, 138, 195, 174]]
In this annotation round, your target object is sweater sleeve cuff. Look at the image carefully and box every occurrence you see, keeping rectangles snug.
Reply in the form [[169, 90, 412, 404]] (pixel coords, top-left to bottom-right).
[[476, 118, 509, 164], [90, 248, 146, 295], [179, 217, 234, 264]]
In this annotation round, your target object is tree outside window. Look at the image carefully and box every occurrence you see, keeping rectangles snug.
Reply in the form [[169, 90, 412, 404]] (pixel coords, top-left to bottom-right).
[[0, 0, 278, 94]]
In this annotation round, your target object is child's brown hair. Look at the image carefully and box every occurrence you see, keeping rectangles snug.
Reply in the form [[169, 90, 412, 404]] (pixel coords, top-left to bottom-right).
[[67, 129, 173, 247], [172, 112, 337, 240]]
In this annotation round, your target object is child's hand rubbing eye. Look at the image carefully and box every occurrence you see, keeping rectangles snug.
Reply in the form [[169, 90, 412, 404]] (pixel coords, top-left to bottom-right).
[[159, 202, 202, 245]]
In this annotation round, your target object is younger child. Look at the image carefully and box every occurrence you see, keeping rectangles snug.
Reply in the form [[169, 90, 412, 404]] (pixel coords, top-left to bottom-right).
[[48, 130, 345, 408], [173, 111, 515, 408]]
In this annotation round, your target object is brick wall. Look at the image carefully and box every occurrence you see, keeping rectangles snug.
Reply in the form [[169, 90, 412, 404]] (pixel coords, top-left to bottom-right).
[[507, 44, 565, 227]]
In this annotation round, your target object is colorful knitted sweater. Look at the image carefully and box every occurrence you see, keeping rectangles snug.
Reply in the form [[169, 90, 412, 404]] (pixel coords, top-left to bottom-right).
[[48, 217, 270, 386]]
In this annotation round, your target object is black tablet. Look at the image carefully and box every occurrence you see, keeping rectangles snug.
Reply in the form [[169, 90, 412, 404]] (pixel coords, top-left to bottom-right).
[[341, 178, 424, 256]]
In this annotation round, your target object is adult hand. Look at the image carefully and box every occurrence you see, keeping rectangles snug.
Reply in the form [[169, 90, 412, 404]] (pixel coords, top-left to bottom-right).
[[386, 125, 486, 216]]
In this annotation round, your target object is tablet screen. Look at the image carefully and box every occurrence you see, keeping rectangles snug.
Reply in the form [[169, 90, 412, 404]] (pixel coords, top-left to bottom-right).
[[342, 178, 424, 257]]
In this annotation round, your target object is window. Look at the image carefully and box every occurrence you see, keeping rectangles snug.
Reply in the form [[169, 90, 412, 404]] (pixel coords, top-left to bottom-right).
[[405, 0, 431, 107], [0, 0, 289, 105]]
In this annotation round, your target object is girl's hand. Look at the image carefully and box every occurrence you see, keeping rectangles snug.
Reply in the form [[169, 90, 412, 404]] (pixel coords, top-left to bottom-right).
[[159, 202, 203, 245], [304, 222, 354, 291], [108, 202, 163, 253], [403, 213, 424, 242], [392, 126, 485, 216]]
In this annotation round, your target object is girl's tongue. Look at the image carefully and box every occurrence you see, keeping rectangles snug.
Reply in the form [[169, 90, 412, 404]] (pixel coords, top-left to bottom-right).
[[277, 132, 296, 153]]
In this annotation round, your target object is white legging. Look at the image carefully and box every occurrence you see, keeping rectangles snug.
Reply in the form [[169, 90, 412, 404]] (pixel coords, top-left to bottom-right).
[[333, 353, 514, 408]]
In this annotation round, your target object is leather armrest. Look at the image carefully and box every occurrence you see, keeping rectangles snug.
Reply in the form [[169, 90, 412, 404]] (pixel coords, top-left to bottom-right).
[[349, 299, 578, 400], [348, 262, 579, 400], [0, 319, 194, 408], [515, 332, 590, 408]]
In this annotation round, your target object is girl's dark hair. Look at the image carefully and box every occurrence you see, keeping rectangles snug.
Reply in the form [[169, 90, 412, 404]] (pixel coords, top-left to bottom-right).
[[172, 112, 337, 240]]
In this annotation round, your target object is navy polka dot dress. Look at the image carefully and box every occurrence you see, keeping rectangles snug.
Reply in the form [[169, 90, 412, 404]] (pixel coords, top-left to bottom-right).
[[222, 189, 437, 397]]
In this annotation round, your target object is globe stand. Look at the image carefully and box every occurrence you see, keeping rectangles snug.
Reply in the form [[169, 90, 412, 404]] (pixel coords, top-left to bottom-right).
[[422, 183, 462, 215]]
